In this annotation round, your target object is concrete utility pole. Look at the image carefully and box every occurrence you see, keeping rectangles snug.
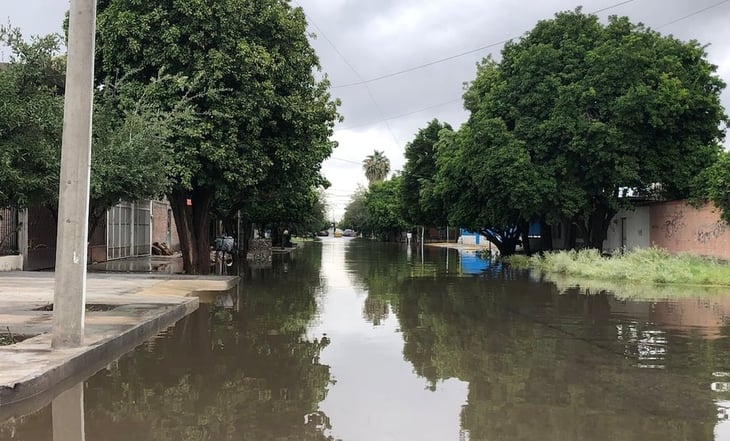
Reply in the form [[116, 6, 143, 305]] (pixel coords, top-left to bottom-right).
[[52, 0, 97, 349]]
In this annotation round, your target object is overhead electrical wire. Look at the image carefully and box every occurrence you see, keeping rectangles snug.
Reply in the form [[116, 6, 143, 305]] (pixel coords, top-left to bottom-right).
[[330, 0, 638, 89], [294, 0, 403, 148], [323, 0, 729, 132], [328, 156, 362, 165], [656, 0, 730, 29], [338, 97, 463, 130]]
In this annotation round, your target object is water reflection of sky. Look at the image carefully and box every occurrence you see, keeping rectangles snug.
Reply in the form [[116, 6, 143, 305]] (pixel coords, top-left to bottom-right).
[[309, 238, 468, 441]]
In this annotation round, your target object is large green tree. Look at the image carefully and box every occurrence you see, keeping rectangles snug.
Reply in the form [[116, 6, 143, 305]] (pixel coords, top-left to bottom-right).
[[0, 27, 182, 233], [364, 176, 407, 241], [95, 0, 340, 273], [451, 9, 726, 251], [432, 116, 546, 255], [401, 119, 452, 227]]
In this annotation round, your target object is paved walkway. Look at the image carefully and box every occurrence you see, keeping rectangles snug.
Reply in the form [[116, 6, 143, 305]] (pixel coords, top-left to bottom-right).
[[0, 271, 237, 415]]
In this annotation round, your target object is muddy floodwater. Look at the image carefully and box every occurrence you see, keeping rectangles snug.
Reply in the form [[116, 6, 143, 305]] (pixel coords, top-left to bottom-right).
[[4, 238, 730, 440]]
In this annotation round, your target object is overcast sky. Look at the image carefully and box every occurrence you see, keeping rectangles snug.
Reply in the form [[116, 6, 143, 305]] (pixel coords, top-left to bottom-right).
[[4, 0, 730, 219]]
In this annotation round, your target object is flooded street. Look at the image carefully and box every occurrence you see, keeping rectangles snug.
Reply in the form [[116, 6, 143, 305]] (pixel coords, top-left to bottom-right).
[[4, 238, 730, 440]]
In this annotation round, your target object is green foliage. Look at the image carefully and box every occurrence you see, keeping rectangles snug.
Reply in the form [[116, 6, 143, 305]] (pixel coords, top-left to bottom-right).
[[0, 28, 64, 210], [693, 150, 730, 224], [364, 176, 408, 240], [511, 247, 730, 286], [433, 117, 545, 231], [340, 186, 368, 232], [401, 119, 452, 226], [96, 0, 339, 193], [362, 150, 390, 186], [340, 179, 408, 240], [0, 28, 187, 226], [450, 9, 727, 249], [90, 75, 195, 227], [236, 186, 330, 235]]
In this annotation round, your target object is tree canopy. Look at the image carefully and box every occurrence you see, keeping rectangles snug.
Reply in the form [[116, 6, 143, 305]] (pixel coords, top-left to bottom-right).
[[95, 0, 340, 273], [693, 150, 730, 224], [401, 119, 452, 227], [0, 27, 183, 232], [365, 176, 408, 241], [429, 9, 727, 251], [339, 186, 369, 233], [362, 150, 391, 186]]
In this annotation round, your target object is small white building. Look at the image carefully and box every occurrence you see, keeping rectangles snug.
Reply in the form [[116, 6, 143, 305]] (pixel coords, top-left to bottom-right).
[[603, 206, 650, 254]]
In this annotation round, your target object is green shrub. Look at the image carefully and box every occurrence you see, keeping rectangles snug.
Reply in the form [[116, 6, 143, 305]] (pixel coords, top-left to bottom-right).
[[518, 248, 730, 287]]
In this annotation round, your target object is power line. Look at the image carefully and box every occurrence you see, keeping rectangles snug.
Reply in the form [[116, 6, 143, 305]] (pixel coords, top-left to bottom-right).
[[330, 0, 637, 89], [338, 97, 463, 130], [656, 0, 730, 29], [295, 1, 403, 148], [328, 156, 362, 165]]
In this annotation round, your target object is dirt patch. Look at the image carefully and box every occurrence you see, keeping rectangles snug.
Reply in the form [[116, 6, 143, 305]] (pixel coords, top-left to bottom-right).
[[0, 329, 33, 346], [32, 304, 118, 312]]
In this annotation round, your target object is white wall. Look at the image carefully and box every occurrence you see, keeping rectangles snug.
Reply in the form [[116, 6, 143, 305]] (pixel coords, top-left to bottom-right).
[[604, 206, 650, 253], [458, 234, 488, 245], [0, 255, 23, 271]]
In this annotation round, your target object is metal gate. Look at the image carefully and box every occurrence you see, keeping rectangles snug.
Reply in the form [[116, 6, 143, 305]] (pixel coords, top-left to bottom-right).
[[107, 200, 151, 260], [0, 208, 19, 255]]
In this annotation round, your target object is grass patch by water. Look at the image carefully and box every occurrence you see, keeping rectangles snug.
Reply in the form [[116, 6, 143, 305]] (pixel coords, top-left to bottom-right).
[[506, 248, 730, 286]]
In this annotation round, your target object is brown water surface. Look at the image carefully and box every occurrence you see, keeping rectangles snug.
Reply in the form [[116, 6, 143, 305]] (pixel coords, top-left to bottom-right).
[[3, 238, 730, 440]]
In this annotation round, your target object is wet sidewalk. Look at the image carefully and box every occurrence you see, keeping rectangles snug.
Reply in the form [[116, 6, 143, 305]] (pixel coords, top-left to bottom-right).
[[0, 270, 237, 412]]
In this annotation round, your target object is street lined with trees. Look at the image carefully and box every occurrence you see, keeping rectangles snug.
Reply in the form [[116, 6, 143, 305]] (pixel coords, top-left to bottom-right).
[[1, 4, 728, 271]]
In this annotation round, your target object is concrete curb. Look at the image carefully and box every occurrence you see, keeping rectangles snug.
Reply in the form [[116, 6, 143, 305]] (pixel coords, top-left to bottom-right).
[[0, 272, 238, 416], [0, 297, 198, 412]]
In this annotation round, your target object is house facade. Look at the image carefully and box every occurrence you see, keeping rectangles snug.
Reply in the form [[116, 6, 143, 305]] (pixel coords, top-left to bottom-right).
[[12, 198, 180, 271]]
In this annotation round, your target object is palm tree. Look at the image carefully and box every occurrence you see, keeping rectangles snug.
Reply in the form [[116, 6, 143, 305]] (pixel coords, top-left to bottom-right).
[[362, 150, 390, 186]]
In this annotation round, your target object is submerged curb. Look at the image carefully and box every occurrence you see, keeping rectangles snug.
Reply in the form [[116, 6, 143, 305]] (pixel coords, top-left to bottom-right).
[[0, 273, 237, 417]]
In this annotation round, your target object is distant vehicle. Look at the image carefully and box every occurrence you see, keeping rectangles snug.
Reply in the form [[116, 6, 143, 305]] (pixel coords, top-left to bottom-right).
[[342, 229, 355, 237], [316, 230, 329, 237], [333, 229, 343, 238]]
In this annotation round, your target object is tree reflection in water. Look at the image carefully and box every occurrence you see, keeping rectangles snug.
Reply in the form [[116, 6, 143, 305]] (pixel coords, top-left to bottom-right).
[[0, 245, 336, 441], [4, 241, 730, 441], [344, 240, 728, 441]]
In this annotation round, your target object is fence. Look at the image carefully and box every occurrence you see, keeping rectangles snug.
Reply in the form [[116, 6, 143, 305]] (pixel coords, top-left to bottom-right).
[[0, 208, 19, 255]]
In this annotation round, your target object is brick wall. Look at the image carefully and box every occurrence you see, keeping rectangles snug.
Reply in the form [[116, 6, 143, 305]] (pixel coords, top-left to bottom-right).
[[649, 200, 730, 259]]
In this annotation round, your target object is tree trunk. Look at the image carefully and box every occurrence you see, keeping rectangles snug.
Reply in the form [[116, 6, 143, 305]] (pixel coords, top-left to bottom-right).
[[240, 217, 252, 256], [567, 222, 578, 250], [168, 186, 215, 274], [586, 205, 617, 251], [271, 225, 282, 247], [480, 227, 520, 256], [519, 222, 531, 255], [540, 219, 553, 252]]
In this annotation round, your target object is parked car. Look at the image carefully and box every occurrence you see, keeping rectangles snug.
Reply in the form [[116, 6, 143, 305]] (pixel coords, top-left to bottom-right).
[[316, 230, 329, 237], [343, 229, 355, 237]]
